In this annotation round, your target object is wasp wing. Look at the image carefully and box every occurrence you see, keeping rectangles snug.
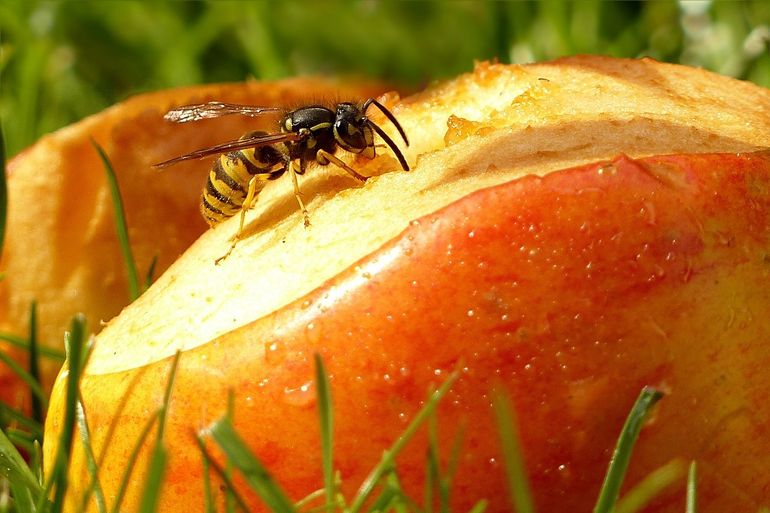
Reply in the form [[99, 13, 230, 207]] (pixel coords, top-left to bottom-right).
[[154, 132, 301, 168], [163, 102, 283, 123]]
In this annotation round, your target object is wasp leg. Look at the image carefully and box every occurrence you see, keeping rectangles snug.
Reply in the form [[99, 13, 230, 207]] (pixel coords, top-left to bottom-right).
[[215, 175, 260, 265], [317, 149, 368, 182], [288, 161, 311, 227]]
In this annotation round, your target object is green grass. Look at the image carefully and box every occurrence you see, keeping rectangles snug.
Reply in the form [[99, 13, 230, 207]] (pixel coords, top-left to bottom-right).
[[687, 461, 698, 513], [592, 387, 663, 513], [1, 1, 769, 157], [92, 140, 141, 302], [491, 388, 534, 513], [314, 354, 335, 513], [0, 120, 7, 257], [138, 352, 180, 513]]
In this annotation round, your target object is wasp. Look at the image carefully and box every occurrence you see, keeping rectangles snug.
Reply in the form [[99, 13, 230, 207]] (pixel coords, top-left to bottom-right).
[[155, 98, 410, 262]]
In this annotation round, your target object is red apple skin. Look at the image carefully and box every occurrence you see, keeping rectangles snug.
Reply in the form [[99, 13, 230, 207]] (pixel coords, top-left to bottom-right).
[[51, 152, 770, 513]]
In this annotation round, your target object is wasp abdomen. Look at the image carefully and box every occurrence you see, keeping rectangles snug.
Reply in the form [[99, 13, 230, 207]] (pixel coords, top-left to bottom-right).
[[200, 131, 287, 227]]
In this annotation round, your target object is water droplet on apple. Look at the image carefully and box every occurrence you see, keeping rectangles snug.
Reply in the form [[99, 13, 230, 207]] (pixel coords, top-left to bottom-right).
[[597, 163, 617, 176], [264, 341, 285, 365], [283, 381, 315, 407]]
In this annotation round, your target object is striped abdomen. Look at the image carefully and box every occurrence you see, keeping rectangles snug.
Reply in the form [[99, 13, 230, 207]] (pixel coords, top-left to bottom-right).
[[200, 133, 287, 226]]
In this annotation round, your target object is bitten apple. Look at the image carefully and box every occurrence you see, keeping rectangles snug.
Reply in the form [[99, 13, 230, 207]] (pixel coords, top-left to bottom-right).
[[45, 56, 770, 513]]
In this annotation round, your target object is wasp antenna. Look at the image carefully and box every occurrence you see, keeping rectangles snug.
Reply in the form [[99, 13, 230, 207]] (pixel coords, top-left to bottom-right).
[[367, 120, 410, 172], [362, 98, 409, 147]]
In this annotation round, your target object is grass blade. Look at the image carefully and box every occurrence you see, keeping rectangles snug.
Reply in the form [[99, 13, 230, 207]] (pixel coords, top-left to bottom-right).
[[294, 488, 326, 511], [225, 390, 236, 513], [614, 459, 686, 513], [592, 386, 664, 513], [686, 461, 697, 513], [138, 445, 167, 513], [444, 423, 465, 493], [0, 332, 66, 362], [491, 387, 534, 513], [0, 427, 42, 495], [7, 479, 35, 513], [156, 352, 181, 441], [91, 139, 140, 302], [0, 401, 43, 440], [108, 411, 160, 513], [467, 499, 489, 513], [44, 314, 87, 513], [94, 366, 149, 466], [366, 470, 399, 513], [208, 418, 297, 513], [425, 411, 439, 513], [349, 369, 459, 513], [200, 435, 216, 513], [0, 349, 48, 413], [194, 433, 251, 513], [314, 354, 335, 513], [137, 352, 181, 513], [145, 254, 159, 292], [366, 469, 422, 513], [0, 479, 8, 513], [426, 405, 462, 513], [4, 428, 38, 454], [75, 400, 107, 513], [0, 119, 7, 257], [28, 301, 44, 425], [31, 440, 43, 488]]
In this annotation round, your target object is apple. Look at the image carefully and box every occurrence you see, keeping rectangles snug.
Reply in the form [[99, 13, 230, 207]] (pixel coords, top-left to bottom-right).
[[44, 56, 770, 513]]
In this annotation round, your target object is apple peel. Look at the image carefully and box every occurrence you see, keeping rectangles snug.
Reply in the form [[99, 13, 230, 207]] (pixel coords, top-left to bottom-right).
[[47, 151, 770, 513]]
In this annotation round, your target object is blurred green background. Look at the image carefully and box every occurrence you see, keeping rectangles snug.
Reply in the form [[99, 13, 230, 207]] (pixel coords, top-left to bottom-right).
[[1, 0, 768, 158]]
